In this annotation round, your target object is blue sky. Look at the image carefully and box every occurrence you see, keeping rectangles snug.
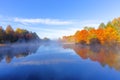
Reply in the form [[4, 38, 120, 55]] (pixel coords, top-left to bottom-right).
[[0, 0, 120, 39]]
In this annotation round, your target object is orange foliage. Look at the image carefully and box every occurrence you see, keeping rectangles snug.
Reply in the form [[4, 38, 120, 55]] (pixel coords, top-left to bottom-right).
[[62, 17, 120, 45], [74, 30, 89, 43], [63, 44, 120, 70]]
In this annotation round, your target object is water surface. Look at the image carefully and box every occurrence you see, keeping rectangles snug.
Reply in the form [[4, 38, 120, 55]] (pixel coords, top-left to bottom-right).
[[0, 42, 120, 80]]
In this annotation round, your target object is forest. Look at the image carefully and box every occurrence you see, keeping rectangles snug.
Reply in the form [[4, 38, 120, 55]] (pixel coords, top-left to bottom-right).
[[62, 17, 120, 46], [0, 25, 40, 43]]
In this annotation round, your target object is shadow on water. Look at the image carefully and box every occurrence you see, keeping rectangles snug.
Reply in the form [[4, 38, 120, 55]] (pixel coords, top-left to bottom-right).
[[0, 42, 40, 63], [63, 43, 120, 71]]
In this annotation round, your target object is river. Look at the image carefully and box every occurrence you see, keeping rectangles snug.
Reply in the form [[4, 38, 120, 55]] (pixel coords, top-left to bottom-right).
[[0, 42, 120, 80]]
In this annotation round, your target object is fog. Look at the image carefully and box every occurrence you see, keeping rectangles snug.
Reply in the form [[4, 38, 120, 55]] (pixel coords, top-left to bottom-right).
[[0, 42, 42, 63]]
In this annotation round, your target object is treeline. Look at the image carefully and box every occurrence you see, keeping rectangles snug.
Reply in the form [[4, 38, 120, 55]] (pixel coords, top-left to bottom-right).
[[62, 17, 120, 45], [0, 25, 40, 43]]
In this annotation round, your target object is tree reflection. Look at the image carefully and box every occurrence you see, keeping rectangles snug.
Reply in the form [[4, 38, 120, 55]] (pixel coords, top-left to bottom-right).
[[0, 43, 40, 63], [63, 44, 120, 70]]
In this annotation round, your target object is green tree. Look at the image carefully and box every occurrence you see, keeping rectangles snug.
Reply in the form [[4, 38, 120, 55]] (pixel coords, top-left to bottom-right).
[[112, 18, 120, 27], [106, 21, 113, 28], [99, 23, 106, 29], [84, 26, 94, 31]]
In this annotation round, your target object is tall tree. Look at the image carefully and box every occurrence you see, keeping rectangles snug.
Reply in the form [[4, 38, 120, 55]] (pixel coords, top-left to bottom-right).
[[0, 26, 6, 43], [6, 25, 14, 34], [99, 23, 106, 29], [5, 25, 15, 42]]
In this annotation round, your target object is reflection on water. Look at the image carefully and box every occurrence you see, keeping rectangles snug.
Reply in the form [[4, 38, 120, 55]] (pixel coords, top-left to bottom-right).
[[0, 43, 40, 63], [0, 42, 120, 80], [63, 44, 120, 70]]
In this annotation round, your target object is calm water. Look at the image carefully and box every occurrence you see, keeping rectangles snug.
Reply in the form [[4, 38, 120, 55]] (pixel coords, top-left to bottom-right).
[[0, 42, 120, 80]]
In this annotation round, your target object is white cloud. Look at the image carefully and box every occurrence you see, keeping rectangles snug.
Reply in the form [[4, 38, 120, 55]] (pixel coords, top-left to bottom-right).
[[14, 18, 73, 25], [0, 15, 107, 39]]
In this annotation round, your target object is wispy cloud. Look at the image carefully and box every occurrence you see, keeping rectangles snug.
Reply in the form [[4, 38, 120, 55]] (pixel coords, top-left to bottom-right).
[[0, 15, 104, 27], [0, 15, 107, 39], [14, 18, 73, 25]]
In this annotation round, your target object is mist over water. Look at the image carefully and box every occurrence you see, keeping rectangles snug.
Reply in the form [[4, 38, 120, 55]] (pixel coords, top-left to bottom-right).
[[0, 42, 40, 63], [0, 41, 120, 80]]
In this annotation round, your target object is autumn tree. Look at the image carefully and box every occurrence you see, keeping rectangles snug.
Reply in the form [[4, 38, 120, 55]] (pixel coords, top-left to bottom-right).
[[15, 28, 40, 42], [0, 25, 40, 43], [112, 17, 120, 27], [5, 25, 16, 42], [0, 26, 6, 43], [74, 30, 89, 43], [62, 17, 120, 45], [15, 28, 29, 40]]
